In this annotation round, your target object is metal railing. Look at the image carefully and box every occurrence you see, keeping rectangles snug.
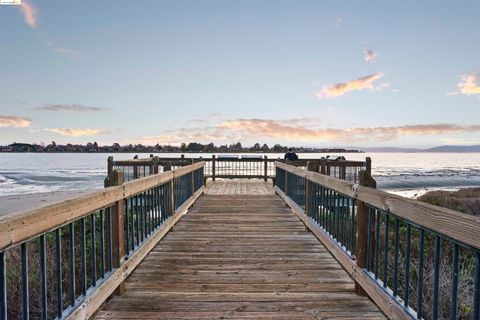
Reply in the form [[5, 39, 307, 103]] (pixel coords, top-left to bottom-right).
[[108, 155, 370, 183], [274, 162, 480, 320], [0, 162, 205, 320]]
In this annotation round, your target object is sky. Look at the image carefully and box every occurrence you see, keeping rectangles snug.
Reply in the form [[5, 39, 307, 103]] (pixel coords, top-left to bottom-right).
[[0, 0, 479, 148]]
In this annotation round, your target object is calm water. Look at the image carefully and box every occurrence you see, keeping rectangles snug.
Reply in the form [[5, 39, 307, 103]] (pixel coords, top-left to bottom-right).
[[0, 152, 479, 197]]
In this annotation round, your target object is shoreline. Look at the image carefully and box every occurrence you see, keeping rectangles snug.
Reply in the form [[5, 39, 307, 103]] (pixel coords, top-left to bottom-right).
[[0, 189, 95, 217]]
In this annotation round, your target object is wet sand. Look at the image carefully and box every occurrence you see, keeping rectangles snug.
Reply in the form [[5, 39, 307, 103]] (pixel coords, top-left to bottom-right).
[[0, 190, 96, 217]]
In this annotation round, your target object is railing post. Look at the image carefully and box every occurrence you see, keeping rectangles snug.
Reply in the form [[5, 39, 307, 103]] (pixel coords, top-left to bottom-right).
[[191, 166, 195, 195], [320, 158, 326, 175], [366, 157, 372, 176], [107, 156, 114, 177], [212, 155, 216, 181], [163, 161, 172, 172], [153, 156, 159, 174], [264, 156, 268, 182], [107, 170, 126, 295], [355, 170, 377, 295]]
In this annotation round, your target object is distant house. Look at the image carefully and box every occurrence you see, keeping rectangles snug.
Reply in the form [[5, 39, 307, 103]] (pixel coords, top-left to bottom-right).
[[0, 146, 13, 152]]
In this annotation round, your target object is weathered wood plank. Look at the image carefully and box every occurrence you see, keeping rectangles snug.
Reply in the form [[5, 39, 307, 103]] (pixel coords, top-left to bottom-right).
[[92, 188, 384, 320]]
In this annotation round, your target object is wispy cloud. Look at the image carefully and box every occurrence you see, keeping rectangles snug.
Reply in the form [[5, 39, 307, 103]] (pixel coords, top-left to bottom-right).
[[19, 0, 38, 28], [44, 128, 107, 137], [131, 117, 480, 145], [316, 73, 385, 99], [458, 72, 480, 96], [54, 48, 84, 60], [220, 119, 480, 142], [33, 104, 110, 112], [0, 115, 31, 128], [364, 49, 378, 62]]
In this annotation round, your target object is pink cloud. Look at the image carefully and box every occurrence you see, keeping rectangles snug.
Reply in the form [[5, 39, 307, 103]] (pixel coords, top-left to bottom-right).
[[0, 115, 31, 128], [317, 73, 385, 99], [44, 128, 107, 137], [20, 0, 38, 28]]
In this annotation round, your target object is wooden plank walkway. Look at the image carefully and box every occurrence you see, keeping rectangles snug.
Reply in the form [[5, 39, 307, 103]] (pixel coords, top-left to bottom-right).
[[94, 182, 384, 319], [205, 179, 274, 195]]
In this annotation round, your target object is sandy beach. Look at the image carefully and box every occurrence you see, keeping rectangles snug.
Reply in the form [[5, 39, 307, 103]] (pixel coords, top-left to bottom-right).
[[0, 189, 95, 217]]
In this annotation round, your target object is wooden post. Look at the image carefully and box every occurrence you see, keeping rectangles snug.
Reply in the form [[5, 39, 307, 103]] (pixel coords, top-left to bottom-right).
[[320, 158, 326, 175], [107, 170, 126, 295], [355, 170, 377, 295], [212, 155, 216, 181], [163, 161, 172, 172], [365, 157, 372, 176], [107, 156, 114, 177], [152, 156, 159, 174], [263, 156, 268, 182]]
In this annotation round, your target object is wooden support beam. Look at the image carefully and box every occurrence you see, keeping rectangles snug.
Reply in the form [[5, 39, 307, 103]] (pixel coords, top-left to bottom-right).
[[107, 170, 126, 295], [355, 170, 377, 295]]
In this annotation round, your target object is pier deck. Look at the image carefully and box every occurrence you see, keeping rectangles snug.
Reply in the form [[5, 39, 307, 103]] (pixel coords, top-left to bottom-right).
[[94, 181, 384, 319]]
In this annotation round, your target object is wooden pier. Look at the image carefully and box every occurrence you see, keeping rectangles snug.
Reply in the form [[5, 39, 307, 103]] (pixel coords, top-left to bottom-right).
[[95, 182, 383, 319], [1, 159, 480, 320]]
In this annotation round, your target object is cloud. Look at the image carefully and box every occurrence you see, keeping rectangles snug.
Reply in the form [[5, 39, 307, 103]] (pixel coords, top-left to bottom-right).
[[218, 119, 480, 143], [0, 115, 31, 128], [364, 49, 378, 62], [457, 72, 480, 95], [19, 0, 38, 28], [317, 73, 385, 99], [54, 48, 84, 60], [33, 104, 110, 112], [44, 128, 107, 137], [131, 117, 480, 145]]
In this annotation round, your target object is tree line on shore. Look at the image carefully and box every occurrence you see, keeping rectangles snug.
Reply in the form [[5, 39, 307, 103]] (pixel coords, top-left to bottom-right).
[[1, 141, 361, 153]]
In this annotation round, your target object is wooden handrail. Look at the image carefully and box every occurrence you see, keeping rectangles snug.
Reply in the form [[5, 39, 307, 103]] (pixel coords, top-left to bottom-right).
[[0, 162, 205, 251], [275, 161, 480, 251]]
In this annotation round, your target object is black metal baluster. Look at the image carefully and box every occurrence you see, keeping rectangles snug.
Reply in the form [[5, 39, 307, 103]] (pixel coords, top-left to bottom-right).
[[374, 210, 381, 279], [125, 199, 130, 254], [432, 236, 441, 320], [451, 244, 459, 320], [68, 223, 75, 305], [383, 214, 389, 287], [417, 229, 425, 319], [91, 214, 97, 286], [366, 207, 372, 272], [21, 243, 29, 320], [107, 207, 113, 271], [80, 218, 87, 295], [39, 235, 47, 320], [393, 218, 400, 297], [404, 224, 412, 308], [100, 210, 105, 277], [55, 228, 63, 318], [135, 195, 140, 247]]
